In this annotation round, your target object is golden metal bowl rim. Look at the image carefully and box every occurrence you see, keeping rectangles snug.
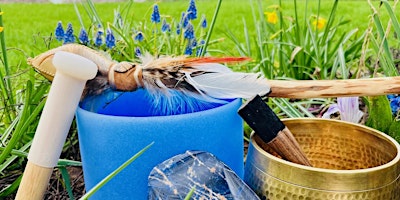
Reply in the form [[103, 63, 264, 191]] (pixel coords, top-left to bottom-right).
[[247, 118, 400, 190], [251, 118, 400, 173]]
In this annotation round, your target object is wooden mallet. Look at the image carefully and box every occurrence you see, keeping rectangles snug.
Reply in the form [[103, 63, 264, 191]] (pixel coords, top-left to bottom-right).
[[239, 95, 312, 166], [15, 51, 97, 200]]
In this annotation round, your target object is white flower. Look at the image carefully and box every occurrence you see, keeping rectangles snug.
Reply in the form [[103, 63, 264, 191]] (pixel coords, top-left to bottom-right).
[[322, 97, 364, 123]]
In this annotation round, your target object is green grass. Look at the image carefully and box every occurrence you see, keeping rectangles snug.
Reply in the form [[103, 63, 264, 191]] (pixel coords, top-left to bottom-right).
[[1, 0, 397, 59]]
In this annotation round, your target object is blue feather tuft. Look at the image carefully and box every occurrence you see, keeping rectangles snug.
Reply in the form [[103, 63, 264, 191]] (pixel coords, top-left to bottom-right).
[[145, 88, 225, 116]]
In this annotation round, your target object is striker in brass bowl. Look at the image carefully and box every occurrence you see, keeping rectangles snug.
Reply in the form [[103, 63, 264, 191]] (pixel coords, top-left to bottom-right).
[[245, 118, 400, 200]]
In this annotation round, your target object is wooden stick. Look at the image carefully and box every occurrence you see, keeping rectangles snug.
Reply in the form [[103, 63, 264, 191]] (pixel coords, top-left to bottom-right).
[[15, 52, 97, 200], [267, 76, 400, 98], [239, 95, 312, 166]]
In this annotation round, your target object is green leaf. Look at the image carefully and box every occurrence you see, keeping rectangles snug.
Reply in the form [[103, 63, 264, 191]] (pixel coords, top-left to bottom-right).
[[382, 1, 400, 38], [365, 96, 392, 133], [0, 141, 31, 173], [371, 9, 396, 76], [79, 142, 153, 200], [388, 119, 400, 143], [271, 98, 305, 118], [0, 174, 22, 197], [201, 0, 222, 57], [59, 166, 75, 200], [184, 186, 196, 200], [0, 81, 32, 165], [57, 159, 82, 167], [337, 45, 348, 79]]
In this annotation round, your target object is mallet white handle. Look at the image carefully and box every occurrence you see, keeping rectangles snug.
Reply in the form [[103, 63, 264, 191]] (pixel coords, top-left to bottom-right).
[[16, 51, 97, 200]]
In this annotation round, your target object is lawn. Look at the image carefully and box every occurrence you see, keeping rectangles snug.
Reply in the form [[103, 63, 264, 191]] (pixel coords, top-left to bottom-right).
[[1, 0, 395, 59]]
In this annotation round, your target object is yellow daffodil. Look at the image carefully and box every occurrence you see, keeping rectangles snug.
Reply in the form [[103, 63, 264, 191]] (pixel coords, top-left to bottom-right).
[[312, 17, 327, 30], [264, 11, 278, 24]]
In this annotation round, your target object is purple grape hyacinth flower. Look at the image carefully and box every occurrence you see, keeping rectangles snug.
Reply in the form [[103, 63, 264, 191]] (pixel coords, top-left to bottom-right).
[[135, 32, 144, 42], [322, 97, 364, 123], [184, 44, 193, 55], [94, 30, 103, 47], [151, 4, 161, 23], [63, 23, 75, 44], [78, 28, 89, 45], [184, 23, 194, 40], [176, 24, 181, 35], [201, 15, 207, 28], [135, 47, 142, 57], [196, 39, 205, 56], [388, 95, 400, 115], [191, 38, 197, 48], [186, 0, 197, 20], [161, 19, 171, 32], [105, 28, 116, 49], [199, 39, 205, 45], [55, 21, 64, 41]]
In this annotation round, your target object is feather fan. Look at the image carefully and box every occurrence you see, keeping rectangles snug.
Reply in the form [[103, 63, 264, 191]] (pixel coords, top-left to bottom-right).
[[136, 54, 270, 99], [83, 54, 271, 115], [28, 44, 270, 115]]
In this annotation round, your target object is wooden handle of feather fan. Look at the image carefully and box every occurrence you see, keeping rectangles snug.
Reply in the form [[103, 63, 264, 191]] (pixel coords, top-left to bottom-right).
[[267, 76, 400, 98]]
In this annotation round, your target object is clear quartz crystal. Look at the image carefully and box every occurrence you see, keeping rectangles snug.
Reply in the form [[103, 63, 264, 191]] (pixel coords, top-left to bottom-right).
[[148, 151, 260, 200]]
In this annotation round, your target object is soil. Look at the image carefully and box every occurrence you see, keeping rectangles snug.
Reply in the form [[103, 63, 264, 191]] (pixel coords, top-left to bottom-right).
[[1, 132, 85, 199]]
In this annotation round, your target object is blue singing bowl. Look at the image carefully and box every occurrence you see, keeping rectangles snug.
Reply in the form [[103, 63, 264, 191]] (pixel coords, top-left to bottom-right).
[[75, 89, 244, 200]]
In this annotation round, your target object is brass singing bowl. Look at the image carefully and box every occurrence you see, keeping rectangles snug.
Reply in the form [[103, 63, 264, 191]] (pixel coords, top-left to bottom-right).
[[245, 118, 400, 200]]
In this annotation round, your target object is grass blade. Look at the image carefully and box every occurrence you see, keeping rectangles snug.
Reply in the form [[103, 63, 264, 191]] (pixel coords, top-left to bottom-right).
[[382, 1, 400, 37], [0, 141, 30, 173], [79, 142, 154, 200], [59, 166, 75, 200], [0, 8, 10, 89], [294, 103, 316, 118], [337, 45, 348, 79], [0, 81, 31, 164], [184, 187, 195, 200], [0, 113, 19, 144], [369, 27, 398, 76], [0, 81, 46, 166], [57, 159, 82, 167], [0, 8, 15, 124], [0, 174, 22, 197], [200, 0, 222, 57], [243, 18, 252, 58], [371, 12, 396, 75], [271, 98, 303, 118]]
